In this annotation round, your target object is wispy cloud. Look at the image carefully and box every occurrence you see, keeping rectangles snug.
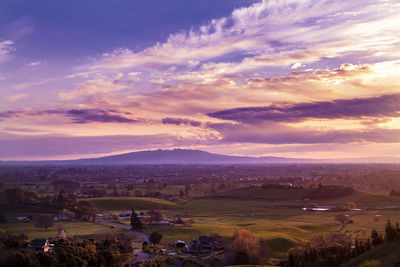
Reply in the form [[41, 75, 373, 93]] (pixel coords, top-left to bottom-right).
[[7, 93, 28, 103], [0, 40, 14, 64], [90, 0, 400, 72], [58, 73, 127, 100]]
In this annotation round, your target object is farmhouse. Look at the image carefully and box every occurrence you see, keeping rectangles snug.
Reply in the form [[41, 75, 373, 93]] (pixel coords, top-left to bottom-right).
[[30, 239, 50, 252], [14, 216, 31, 222]]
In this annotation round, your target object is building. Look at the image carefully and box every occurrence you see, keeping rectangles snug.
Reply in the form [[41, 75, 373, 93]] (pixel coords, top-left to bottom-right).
[[30, 239, 50, 252], [14, 216, 31, 222]]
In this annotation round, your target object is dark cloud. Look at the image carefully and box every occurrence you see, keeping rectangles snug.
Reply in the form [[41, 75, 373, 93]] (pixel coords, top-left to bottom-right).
[[0, 108, 139, 124], [208, 94, 400, 123], [162, 117, 202, 127], [66, 109, 137, 123], [209, 122, 400, 144]]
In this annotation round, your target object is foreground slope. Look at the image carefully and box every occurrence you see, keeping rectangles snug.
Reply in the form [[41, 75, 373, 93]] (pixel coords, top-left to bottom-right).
[[340, 240, 400, 267]]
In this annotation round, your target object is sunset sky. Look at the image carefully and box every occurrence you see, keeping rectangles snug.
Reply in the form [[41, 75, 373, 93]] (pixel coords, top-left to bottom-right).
[[1, 0, 400, 160]]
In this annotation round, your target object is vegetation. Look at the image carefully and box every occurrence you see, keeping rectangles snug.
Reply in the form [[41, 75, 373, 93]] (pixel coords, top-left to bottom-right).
[[87, 197, 179, 211], [284, 220, 400, 267], [0, 230, 133, 266], [149, 231, 163, 245], [229, 229, 270, 265], [130, 209, 142, 230], [2, 164, 400, 265], [34, 214, 54, 231]]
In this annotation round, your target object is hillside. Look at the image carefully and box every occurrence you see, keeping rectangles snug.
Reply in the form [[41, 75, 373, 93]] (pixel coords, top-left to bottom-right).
[[340, 240, 400, 267]]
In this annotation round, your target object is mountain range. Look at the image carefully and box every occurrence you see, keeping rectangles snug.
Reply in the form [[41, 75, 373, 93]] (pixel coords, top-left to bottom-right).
[[1, 149, 400, 165]]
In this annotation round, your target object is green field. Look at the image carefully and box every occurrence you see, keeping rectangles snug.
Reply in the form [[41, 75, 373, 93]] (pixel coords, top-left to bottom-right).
[[87, 197, 181, 211], [214, 187, 400, 208], [0, 221, 117, 240], [215, 187, 312, 200], [3, 187, 400, 263], [83, 188, 400, 262]]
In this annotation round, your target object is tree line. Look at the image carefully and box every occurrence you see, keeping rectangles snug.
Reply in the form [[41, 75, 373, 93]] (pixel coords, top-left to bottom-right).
[[284, 220, 400, 267]]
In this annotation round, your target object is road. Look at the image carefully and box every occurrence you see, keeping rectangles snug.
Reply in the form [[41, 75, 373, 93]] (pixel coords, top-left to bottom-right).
[[96, 219, 152, 265], [96, 218, 149, 242]]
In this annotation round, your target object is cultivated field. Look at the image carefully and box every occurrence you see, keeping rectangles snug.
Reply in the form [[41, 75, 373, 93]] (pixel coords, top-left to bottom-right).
[[84, 188, 400, 262]]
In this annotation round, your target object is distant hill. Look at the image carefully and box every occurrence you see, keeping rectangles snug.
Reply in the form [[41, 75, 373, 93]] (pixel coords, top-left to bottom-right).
[[1, 149, 400, 165], [77, 149, 301, 164]]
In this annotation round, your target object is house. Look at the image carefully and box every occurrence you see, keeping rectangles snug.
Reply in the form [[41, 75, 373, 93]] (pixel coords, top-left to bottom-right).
[[172, 240, 186, 249], [157, 220, 172, 225], [15, 216, 31, 223], [57, 229, 67, 240], [76, 194, 94, 198], [31, 239, 50, 252], [187, 235, 224, 253], [54, 209, 76, 222], [119, 212, 131, 218]]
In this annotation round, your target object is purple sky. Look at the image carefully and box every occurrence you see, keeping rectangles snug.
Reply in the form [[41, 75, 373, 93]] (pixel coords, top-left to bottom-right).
[[1, 0, 400, 160]]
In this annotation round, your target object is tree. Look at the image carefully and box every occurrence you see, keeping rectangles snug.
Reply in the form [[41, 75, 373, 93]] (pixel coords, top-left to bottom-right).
[[51, 180, 79, 193], [148, 209, 165, 222], [77, 200, 95, 221], [112, 213, 119, 222], [25, 191, 41, 203], [384, 220, 398, 242], [149, 231, 163, 245], [231, 229, 269, 265], [0, 213, 6, 223], [134, 189, 144, 197], [4, 187, 24, 203], [210, 181, 217, 194], [184, 183, 191, 198], [347, 202, 357, 209], [334, 214, 349, 230], [371, 229, 383, 246], [130, 209, 142, 230], [34, 214, 54, 230]]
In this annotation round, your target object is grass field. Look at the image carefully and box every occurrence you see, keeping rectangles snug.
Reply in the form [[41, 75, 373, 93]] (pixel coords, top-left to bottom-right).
[[3, 187, 400, 263], [85, 189, 400, 262], [215, 187, 312, 199], [87, 197, 181, 211], [0, 221, 117, 240], [146, 215, 336, 259], [214, 187, 400, 208]]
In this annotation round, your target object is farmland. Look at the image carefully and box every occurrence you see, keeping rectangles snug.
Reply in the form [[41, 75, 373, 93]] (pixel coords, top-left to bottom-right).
[[2, 164, 400, 265], [84, 187, 400, 261]]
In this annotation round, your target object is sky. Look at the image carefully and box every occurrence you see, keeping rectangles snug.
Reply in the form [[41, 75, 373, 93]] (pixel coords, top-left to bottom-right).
[[1, 0, 400, 161]]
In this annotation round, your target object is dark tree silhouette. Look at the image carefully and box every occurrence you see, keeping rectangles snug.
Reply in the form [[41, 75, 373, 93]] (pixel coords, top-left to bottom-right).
[[34, 214, 54, 230], [130, 209, 142, 230], [149, 231, 163, 245]]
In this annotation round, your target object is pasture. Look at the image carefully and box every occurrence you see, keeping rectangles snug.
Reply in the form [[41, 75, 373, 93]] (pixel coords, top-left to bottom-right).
[[0, 221, 117, 240], [85, 188, 400, 261]]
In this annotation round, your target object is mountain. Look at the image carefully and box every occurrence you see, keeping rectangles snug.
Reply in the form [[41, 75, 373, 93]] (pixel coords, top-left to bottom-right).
[[77, 149, 297, 164], [1, 149, 399, 165]]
